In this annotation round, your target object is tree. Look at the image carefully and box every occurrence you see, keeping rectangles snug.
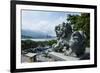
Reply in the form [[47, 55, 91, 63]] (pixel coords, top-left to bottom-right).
[[21, 40, 38, 50]]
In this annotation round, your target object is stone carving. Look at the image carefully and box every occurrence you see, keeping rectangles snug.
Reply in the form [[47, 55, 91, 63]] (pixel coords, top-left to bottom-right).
[[54, 22, 72, 52], [53, 22, 86, 58], [69, 31, 86, 57], [55, 22, 72, 40]]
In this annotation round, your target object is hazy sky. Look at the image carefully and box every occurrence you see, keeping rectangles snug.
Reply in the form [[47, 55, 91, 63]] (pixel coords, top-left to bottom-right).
[[22, 10, 80, 36]]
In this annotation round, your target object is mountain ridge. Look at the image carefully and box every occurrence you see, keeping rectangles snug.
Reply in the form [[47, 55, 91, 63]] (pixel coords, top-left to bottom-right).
[[21, 30, 56, 39]]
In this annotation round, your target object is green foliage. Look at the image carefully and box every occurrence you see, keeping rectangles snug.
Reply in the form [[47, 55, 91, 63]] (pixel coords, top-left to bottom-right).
[[47, 40, 57, 46], [67, 15, 79, 25], [21, 40, 38, 50], [21, 40, 57, 50], [67, 13, 90, 47]]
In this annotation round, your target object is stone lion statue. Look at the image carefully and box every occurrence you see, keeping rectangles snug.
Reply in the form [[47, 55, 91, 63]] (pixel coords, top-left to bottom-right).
[[53, 22, 72, 52], [53, 22, 87, 58], [69, 31, 86, 57], [55, 22, 72, 40]]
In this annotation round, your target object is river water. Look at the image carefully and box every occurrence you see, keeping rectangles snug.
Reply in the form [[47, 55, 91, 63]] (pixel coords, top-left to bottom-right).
[[21, 38, 56, 41]]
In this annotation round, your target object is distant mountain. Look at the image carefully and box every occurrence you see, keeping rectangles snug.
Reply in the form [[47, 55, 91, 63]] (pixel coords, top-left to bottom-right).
[[21, 35, 33, 38], [21, 30, 55, 39]]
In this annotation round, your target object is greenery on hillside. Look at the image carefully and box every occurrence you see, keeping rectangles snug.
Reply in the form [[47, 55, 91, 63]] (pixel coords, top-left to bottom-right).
[[21, 40, 57, 50]]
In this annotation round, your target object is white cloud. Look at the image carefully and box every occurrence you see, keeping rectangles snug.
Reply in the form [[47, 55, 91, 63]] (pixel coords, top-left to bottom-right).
[[22, 16, 66, 36]]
